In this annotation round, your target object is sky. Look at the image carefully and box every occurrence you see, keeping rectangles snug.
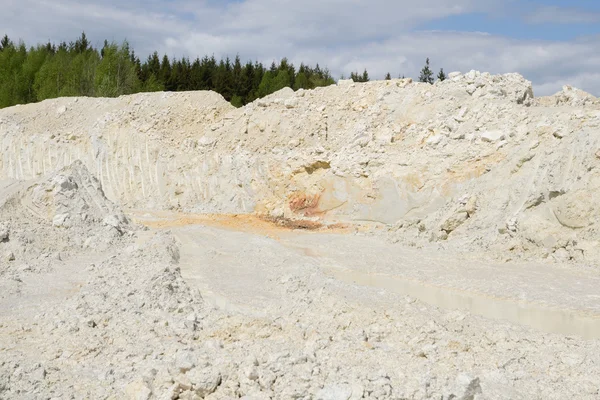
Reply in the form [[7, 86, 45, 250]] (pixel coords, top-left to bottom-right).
[[2, 0, 600, 96]]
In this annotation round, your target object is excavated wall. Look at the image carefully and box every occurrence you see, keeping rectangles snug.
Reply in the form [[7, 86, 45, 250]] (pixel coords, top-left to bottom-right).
[[1, 72, 600, 262]]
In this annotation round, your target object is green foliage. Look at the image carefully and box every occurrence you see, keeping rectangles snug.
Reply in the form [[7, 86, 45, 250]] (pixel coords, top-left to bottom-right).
[[0, 39, 24, 107], [0, 32, 338, 109], [0, 35, 11, 52], [19, 45, 48, 103], [33, 46, 70, 100], [94, 41, 140, 97], [293, 72, 309, 90], [419, 58, 434, 84], [437, 68, 447, 82], [272, 70, 292, 92], [385, 72, 391, 80], [350, 69, 370, 83], [142, 74, 164, 92], [257, 69, 290, 97], [257, 71, 275, 98], [230, 95, 243, 108]]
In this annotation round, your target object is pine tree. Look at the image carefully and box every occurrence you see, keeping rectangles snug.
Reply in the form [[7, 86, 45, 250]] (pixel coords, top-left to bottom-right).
[[419, 58, 434, 84], [437, 68, 446, 82], [74, 32, 89, 54], [213, 58, 234, 100], [361, 69, 369, 82], [159, 54, 171, 87], [167, 59, 180, 91], [350, 69, 370, 83], [278, 58, 295, 88], [232, 55, 243, 98], [385, 72, 391, 80], [250, 61, 265, 100], [100, 40, 108, 58], [239, 61, 253, 102], [147, 52, 160, 77], [0, 34, 11, 52]]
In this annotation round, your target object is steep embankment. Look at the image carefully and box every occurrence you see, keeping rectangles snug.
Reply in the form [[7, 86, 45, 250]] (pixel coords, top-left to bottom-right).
[[1, 73, 600, 262]]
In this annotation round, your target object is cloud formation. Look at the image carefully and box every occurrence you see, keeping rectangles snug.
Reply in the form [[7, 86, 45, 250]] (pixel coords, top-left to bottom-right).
[[2, 0, 600, 96]]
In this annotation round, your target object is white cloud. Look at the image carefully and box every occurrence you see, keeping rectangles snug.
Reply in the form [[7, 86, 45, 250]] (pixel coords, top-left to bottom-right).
[[1, 0, 599, 96]]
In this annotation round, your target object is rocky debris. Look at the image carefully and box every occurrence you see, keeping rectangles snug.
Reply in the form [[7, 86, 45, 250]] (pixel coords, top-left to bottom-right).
[[1, 74, 600, 399], [480, 130, 505, 142], [28, 160, 123, 228], [441, 211, 469, 234], [0, 224, 8, 242], [448, 374, 483, 400], [442, 70, 535, 105], [0, 161, 134, 264], [316, 383, 354, 400], [3, 251, 14, 262], [1, 223, 600, 399], [542, 85, 599, 107], [185, 366, 222, 397]]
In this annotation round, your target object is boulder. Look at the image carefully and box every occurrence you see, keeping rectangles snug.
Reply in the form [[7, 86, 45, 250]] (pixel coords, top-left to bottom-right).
[[480, 130, 505, 142], [441, 212, 469, 233], [0, 224, 8, 242], [316, 383, 353, 400]]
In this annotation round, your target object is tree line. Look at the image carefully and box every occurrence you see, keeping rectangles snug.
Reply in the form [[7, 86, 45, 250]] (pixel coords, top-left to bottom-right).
[[0, 32, 447, 109], [0, 32, 337, 109]]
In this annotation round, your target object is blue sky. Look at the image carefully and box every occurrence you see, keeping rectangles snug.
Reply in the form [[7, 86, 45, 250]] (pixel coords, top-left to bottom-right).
[[2, 0, 600, 95], [420, 1, 600, 40]]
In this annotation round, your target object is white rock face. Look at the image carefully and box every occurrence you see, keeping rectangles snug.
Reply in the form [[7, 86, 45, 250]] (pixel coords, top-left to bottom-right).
[[1, 73, 600, 400]]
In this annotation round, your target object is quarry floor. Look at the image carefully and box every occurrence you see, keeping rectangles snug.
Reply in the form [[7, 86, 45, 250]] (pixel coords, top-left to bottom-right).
[[130, 211, 600, 340]]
